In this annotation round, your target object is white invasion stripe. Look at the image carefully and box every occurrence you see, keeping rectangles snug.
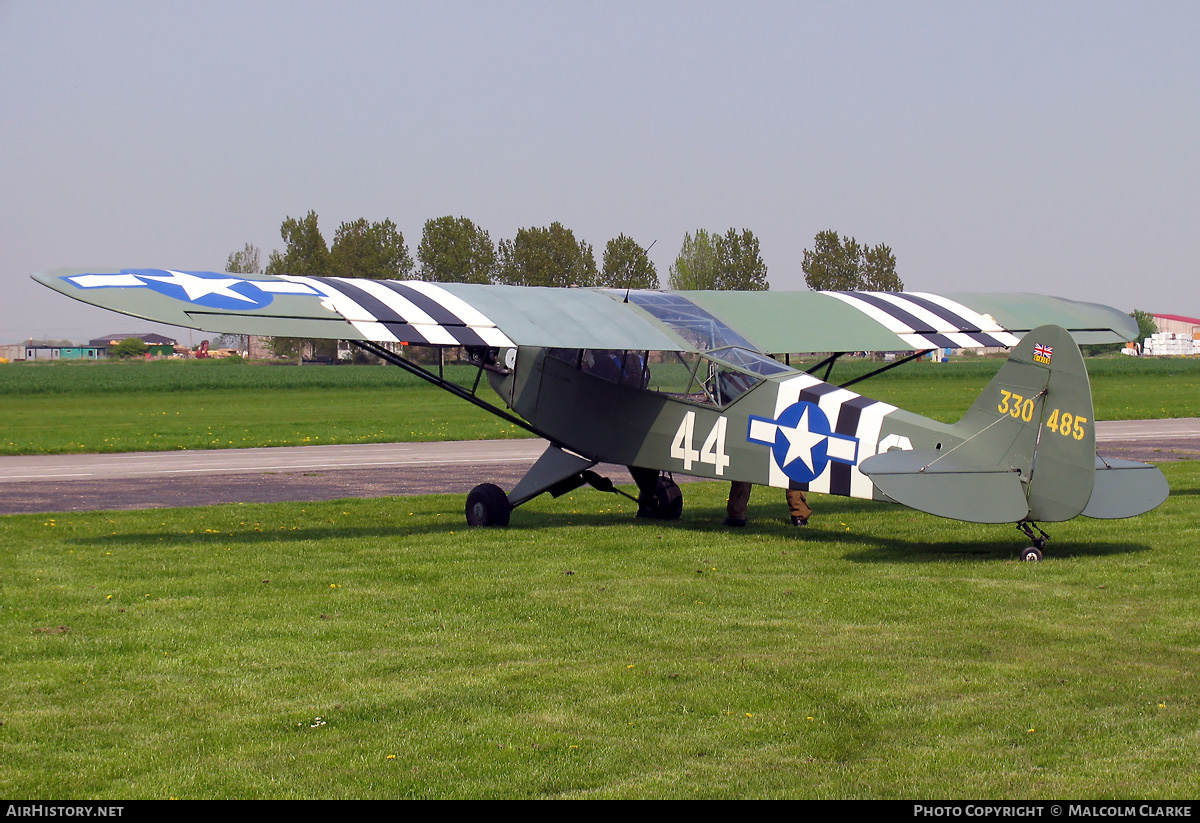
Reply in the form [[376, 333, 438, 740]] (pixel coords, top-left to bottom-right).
[[397, 281, 516, 347], [256, 280, 320, 295], [850, 402, 897, 499], [69, 274, 145, 288], [399, 281, 497, 328], [773, 373, 824, 416], [350, 320, 401, 342], [899, 333, 941, 350], [946, 332, 988, 349], [278, 275, 400, 343], [341, 278, 459, 346], [808, 388, 859, 494], [280, 276, 376, 322], [909, 293, 1021, 342], [821, 291, 915, 334], [471, 325, 517, 348], [872, 293, 970, 336]]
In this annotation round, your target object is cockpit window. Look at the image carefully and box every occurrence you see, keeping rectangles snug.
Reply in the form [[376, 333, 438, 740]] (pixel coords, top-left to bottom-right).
[[559, 292, 801, 408], [705, 347, 794, 377], [619, 291, 757, 351]]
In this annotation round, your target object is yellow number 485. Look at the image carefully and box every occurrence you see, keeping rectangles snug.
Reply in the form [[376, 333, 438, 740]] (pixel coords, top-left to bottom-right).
[[1046, 408, 1088, 440]]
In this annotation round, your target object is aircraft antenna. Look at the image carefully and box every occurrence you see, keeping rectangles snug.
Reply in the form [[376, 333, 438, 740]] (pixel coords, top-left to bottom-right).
[[624, 239, 657, 302]]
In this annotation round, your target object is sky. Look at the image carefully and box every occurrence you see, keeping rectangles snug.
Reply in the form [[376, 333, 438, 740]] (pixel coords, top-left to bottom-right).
[[2, 0, 1197, 342]]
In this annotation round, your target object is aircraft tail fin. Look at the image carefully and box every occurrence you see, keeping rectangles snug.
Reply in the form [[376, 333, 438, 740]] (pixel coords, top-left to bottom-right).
[[863, 326, 1098, 523], [952, 324, 1098, 522]]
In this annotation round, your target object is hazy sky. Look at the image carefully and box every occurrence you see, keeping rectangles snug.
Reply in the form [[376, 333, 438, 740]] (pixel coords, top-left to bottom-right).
[[2, 0, 1197, 342]]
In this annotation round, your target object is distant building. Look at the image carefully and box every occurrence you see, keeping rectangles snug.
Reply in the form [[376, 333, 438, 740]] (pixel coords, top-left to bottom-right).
[[16, 344, 103, 361], [1144, 313, 1200, 356], [89, 333, 179, 358], [1151, 314, 1200, 338]]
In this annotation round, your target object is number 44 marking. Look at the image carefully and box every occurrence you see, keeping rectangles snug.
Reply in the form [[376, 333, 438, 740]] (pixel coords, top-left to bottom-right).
[[671, 412, 730, 475]]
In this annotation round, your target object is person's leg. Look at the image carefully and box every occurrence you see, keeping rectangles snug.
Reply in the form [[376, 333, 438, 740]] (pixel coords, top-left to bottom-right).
[[725, 481, 752, 526], [785, 488, 811, 525]]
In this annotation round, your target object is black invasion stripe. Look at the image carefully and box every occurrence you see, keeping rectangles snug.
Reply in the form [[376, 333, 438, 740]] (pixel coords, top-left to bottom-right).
[[922, 333, 960, 349], [381, 322, 432, 345], [379, 281, 465, 327], [828, 395, 876, 497], [376, 282, 496, 345], [312, 277, 408, 325], [847, 291, 936, 333], [381, 322, 489, 348], [967, 331, 1007, 348], [316, 278, 490, 347], [891, 293, 982, 333], [440, 325, 489, 348], [798, 382, 841, 404]]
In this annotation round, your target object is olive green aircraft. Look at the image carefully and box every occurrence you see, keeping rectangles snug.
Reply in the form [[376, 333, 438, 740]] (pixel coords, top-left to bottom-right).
[[34, 268, 1169, 560]]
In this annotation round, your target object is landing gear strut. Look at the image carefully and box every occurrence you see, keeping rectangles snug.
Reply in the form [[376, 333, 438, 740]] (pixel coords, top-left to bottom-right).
[[1017, 520, 1049, 562]]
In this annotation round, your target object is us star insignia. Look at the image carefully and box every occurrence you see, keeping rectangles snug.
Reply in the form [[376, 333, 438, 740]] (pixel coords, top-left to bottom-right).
[[747, 401, 859, 483]]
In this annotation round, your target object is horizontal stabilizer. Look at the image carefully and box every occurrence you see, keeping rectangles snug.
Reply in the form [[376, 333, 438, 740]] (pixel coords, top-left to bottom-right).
[[860, 449, 1030, 524], [1082, 457, 1170, 519]]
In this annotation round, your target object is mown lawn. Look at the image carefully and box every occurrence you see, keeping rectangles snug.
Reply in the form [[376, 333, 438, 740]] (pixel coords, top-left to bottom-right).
[[1, 356, 1197, 455], [2, 462, 1197, 799]]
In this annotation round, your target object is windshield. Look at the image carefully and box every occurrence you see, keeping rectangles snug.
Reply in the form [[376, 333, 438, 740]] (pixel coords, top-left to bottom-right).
[[619, 291, 758, 351]]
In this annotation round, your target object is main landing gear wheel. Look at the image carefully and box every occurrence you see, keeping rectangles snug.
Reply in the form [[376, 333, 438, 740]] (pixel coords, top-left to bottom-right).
[[650, 476, 683, 521], [466, 483, 511, 527], [1020, 546, 1044, 562]]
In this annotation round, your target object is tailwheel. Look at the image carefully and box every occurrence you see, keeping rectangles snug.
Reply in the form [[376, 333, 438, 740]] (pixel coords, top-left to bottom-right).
[[1016, 521, 1049, 562], [466, 483, 511, 527]]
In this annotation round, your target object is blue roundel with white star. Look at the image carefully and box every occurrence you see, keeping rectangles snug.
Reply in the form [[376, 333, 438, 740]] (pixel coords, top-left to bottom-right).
[[746, 400, 861, 484], [769, 401, 833, 483], [60, 269, 279, 310], [123, 269, 277, 309]]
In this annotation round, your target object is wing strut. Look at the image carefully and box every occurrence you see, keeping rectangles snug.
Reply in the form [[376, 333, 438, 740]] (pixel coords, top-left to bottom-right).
[[838, 349, 935, 389], [347, 340, 543, 438]]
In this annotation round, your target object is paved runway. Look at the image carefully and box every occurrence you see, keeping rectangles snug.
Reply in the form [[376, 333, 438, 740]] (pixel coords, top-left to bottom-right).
[[1, 419, 1196, 515]]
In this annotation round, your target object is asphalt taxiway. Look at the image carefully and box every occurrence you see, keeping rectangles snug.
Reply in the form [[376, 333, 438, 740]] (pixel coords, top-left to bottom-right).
[[1, 419, 1196, 515]]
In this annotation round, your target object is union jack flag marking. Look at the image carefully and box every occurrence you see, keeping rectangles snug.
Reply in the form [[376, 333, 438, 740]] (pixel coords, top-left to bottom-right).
[[1032, 343, 1053, 364]]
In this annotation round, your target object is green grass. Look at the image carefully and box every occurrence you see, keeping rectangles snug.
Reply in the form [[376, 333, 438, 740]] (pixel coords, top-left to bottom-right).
[[2, 462, 1198, 799], [1, 388, 527, 454], [1, 356, 1197, 455], [0, 360, 527, 454]]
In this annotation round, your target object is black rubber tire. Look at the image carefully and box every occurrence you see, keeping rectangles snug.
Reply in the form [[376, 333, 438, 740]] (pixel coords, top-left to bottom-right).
[[466, 483, 511, 527], [652, 476, 684, 521], [1020, 546, 1043, 562]]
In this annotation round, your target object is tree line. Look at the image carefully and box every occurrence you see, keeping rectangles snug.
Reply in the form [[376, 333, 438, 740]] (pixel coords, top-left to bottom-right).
[[227, 211, 902, 294]]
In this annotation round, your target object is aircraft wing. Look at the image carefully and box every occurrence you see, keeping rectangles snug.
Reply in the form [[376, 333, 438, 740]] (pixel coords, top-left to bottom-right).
[[32, 268, 687, 351], [33, 268, 1137, 354], [681, 290, 1138, 352]]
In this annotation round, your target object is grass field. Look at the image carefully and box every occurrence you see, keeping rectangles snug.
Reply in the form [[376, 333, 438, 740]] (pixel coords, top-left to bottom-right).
[[1, 356, 1197, 455], [2, 462, 1197, 799]]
